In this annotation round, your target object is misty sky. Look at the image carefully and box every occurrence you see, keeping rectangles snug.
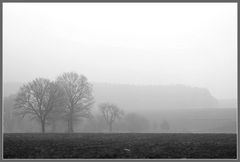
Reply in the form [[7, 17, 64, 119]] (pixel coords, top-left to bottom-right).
[[3, 3, 237, 99]]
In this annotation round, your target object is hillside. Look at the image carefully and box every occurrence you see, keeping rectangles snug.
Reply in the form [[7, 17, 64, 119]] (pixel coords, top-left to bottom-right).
[[4, 82, 228, 110], [92, 83, 219, 111]]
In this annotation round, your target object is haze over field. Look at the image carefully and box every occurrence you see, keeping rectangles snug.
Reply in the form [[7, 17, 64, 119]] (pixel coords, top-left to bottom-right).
[[3, 3, 237, 100], [2, 3, 237, 134], [3, 82, 237, 133]]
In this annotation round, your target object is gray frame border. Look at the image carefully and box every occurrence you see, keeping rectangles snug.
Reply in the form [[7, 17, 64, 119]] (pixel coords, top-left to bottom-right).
[[0, 1, 238, 162]]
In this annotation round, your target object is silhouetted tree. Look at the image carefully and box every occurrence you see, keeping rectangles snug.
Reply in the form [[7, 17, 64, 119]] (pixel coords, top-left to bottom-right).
[[15, 78, 65, 133], [99, 103, 124, 132], [57, 72, 94, 133]]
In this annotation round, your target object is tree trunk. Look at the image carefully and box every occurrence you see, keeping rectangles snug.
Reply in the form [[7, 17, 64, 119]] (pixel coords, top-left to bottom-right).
[[41, 120, 45, 133], [69, 119, 73, 133], [68, 113, 74, 133]]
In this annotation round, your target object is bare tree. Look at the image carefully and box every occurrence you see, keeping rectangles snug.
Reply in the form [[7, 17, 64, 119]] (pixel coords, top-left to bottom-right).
[[15, 78, 65, 133], [56, 72, 94, 133], [99, 103, 124, 132]]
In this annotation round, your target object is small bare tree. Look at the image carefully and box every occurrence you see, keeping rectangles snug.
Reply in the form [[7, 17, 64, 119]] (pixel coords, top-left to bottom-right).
[[15, 78, 65, 133], [99, 103, 124, 132], [57, 72, 94, 133]]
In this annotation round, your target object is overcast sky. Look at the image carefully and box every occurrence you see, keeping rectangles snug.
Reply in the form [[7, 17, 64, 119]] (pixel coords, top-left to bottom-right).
[[3, 3, 237, 99]]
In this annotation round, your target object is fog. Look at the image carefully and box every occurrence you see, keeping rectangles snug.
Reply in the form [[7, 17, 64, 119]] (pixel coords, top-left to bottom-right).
[[3, 3, 237, 100], [3, 81, 237, 133], [2, 3, 237, 134]]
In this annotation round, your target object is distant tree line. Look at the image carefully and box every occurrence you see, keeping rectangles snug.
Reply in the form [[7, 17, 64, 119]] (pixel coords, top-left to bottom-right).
[[4, 72, 170, 133]]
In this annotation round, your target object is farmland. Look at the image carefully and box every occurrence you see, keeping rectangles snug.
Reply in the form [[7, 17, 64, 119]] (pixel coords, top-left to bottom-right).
[[3, 133, 237, 159]]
